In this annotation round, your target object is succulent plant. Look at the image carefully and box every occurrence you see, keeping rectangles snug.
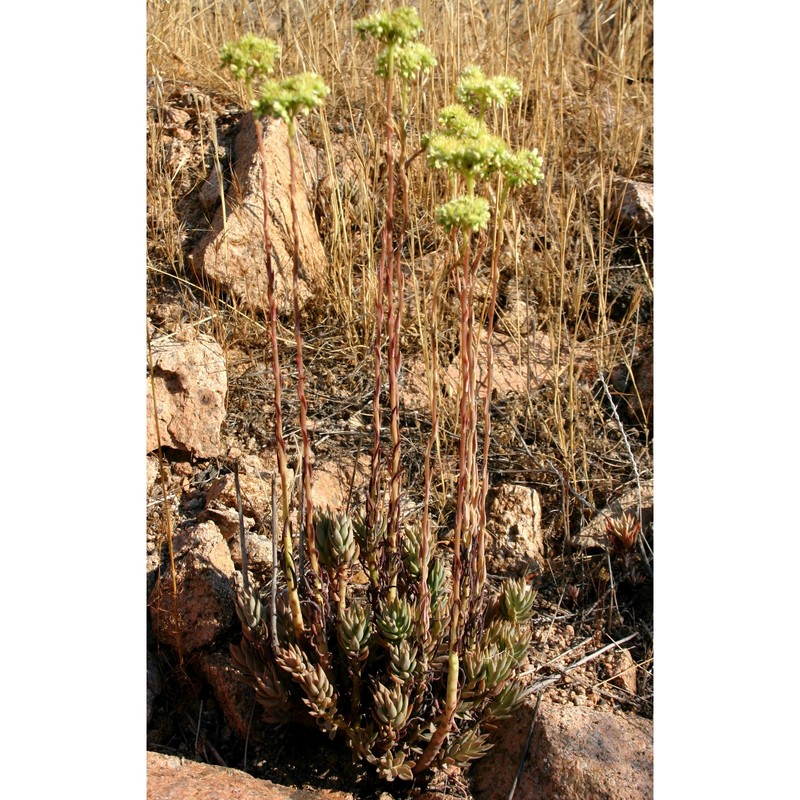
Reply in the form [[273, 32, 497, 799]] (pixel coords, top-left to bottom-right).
[[388, 640, 418, 684], [376, 594, 415, 643], [500, 577, 537, 623], [337, 602, 372, 662], [222, 7, 546, 783], [316, 509, 359, 569], [606, 511, 641, 555], [372, 680, 412, 731]]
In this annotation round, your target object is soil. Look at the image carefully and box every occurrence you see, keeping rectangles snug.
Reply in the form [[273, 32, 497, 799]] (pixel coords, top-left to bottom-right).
[[146, 78, 653, 799]]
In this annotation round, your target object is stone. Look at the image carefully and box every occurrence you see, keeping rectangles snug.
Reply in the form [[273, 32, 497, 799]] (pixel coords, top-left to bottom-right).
[[609, 178, 653, 237], [473, 699, 653, 800], [606, 648, 638, 696], [204, 455, 275, 522], [572, 480, 653, 551], [310, 455, 372, 513], [146, 649, 162, 724], [148, 521, 235, 653], [485, 483, 544, 574], [189, 113, 327, 317], [445, 329, 591, 401], [147, 752, 354, 800], [196, 652, 258, 742], [147, 455, 160, 493], [146, 326, 227, 458], [609, 345, 653, 431]]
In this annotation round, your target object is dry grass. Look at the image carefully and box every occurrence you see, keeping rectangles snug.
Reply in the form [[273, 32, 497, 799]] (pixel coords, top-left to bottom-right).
[[147, 0, 653, 633]]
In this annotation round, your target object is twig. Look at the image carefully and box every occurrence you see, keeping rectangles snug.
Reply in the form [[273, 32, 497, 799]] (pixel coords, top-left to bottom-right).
[[194, 699, 203, 754], [270, 474, 279, 652], [521, 632, 638, 698], [147, 330, 183, 666], [508, 690, 541, 800], [597, 374, 652, 576], [234, 461, 249, 592], [243, 698, 256, 771]]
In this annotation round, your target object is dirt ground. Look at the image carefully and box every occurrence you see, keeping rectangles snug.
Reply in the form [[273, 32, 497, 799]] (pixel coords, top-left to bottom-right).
[[146, 26, 653, 793]]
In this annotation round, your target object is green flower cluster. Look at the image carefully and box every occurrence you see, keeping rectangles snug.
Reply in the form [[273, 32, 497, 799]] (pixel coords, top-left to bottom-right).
[[435, 195, 491, 232], [220, 34, 279, 87], [354, 5, 424, 45], [500, 147, 545, 187], [435, 104, 483, 138], [375, 40, 436, 80], [356, 5, 433, 84], [425, 90, 544, 193], [456, 65, 521, 111], [252, 72, 331, 123], [426, 125, 507, 182]]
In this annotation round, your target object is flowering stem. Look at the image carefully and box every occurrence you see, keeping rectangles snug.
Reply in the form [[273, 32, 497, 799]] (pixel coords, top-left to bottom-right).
[[286, 115, 330, 665], [254, 115, 304, 640]]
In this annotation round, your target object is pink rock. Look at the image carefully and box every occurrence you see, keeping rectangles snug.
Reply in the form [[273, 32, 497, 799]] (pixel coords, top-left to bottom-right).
[[147, 752, 354, 800], [445, 329, 591, 400], [196, 652, 258, 741], [606, 648, 639, 697], [486, 483, 544, 573], [473, 699, 653, 800], [609, 178, 653, 236], [572, 480, 653, 551], [189, 113, 327, 317], [310, 455, 372, 514], [148, 521, 235, 653], [146, 327, 227, 458]]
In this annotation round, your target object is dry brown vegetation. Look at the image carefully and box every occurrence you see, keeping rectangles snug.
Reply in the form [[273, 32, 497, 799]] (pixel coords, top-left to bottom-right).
[[147, 0, 653, 790]]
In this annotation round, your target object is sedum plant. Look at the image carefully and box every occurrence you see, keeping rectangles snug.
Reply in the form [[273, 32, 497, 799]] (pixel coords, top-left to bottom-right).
[[222, 5, 544, 784]]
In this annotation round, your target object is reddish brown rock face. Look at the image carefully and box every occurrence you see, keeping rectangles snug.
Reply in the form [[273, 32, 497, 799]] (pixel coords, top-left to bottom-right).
[[473, 699, 653, 800], [147, 752, 354, 800], [146, 327, 227, 458], [148, 521, 235, 653], [189, 113, 328, 318]]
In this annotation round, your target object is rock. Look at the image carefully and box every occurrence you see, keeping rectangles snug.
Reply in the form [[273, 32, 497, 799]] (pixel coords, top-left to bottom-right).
[[148, 521, 235, 653], [609, 178, 653, 237], [399, 353, 433, 414], [147, 752, 353, 800], [198, 168, 222, 212], [473, 699, 653, 800], [485, 483, 544, 574], [147, 455, 160, 493], [189, 113, 327, 317], [606, 648, 638, 696], [146, 650, 163, 724], [609, 345, 653, 431], [196, 652, 258, 741], [204, 455, 275, 521], [445, 329, 591, 400], [310, 455, 372, 513], [146, 327, 227, 458], [572, 480, 653, 551]]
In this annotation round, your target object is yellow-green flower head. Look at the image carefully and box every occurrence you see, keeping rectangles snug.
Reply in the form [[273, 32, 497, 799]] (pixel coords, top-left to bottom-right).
[[456, 65, 521, 110], [500, 147, 544, 187], [490, 74, 522, 105], [220, 34, 279, 85], [426, 130, 508, 180], [435, 195, 490, 232], [253, 72, 330, 122], [375, 40, 437, 80], [354, 5, 424, 45], [436, 104, 484, 139]]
